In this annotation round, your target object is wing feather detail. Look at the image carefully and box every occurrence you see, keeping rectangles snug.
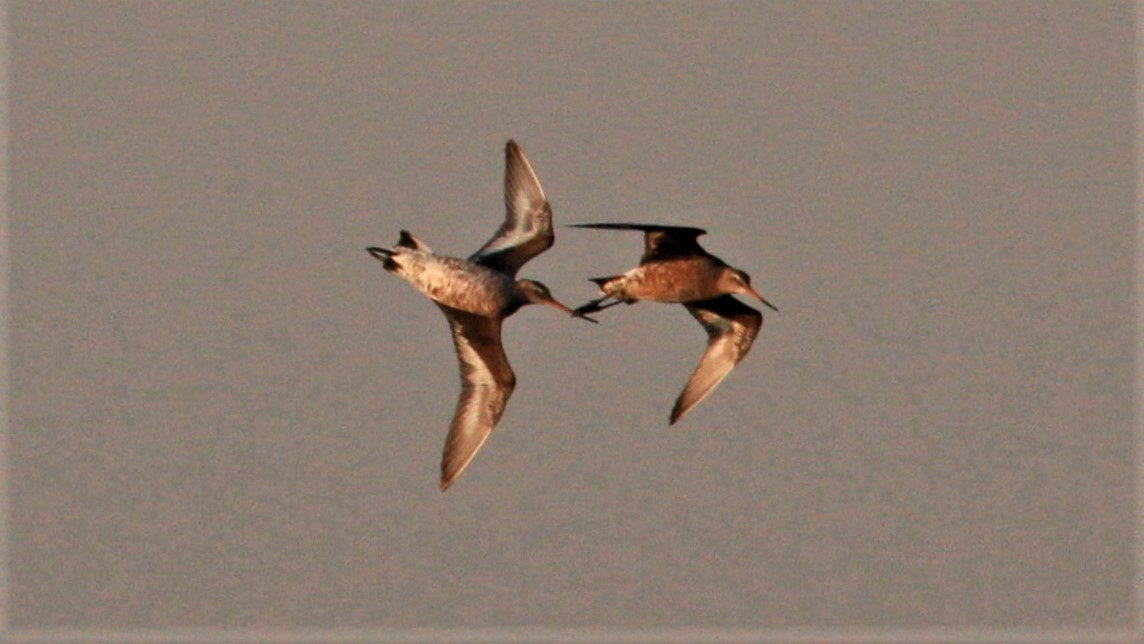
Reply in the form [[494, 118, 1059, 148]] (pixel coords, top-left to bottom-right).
[[670, 296, 763, 424], [437, 305, 517, 489], [469, 140, 554, 276]]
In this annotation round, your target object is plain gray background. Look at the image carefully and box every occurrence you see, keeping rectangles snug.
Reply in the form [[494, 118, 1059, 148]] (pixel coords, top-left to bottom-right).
[[7, 0, 1135, 630]]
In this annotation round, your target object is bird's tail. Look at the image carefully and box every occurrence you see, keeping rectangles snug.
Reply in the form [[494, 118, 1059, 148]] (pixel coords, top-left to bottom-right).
[[588, 276, 621, 289]]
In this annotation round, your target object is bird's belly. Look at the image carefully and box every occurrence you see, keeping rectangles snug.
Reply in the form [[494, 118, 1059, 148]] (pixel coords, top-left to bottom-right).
[[392, 251, 512, 316], [613, 263, 720, 303]]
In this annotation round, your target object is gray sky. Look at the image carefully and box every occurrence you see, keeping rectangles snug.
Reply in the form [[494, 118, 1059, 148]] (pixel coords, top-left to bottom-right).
[[6, 1, 1135, 634]]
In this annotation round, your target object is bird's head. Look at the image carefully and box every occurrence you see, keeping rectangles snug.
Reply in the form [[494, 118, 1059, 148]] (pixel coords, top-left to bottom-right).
[[722, 268, 778, 312]]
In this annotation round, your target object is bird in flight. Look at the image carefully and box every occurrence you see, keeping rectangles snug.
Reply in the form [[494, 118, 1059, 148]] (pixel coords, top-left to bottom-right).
[[570, 223, 776, 424], [367, 140, 594, 490]]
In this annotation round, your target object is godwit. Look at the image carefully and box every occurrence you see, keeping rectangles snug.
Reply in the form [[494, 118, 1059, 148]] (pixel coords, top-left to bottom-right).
[[367, 140, 594, 490], [570, 223, 776, 424]]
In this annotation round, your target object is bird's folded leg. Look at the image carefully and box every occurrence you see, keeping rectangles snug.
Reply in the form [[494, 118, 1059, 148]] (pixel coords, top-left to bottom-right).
[[573, 298, 622, 316]]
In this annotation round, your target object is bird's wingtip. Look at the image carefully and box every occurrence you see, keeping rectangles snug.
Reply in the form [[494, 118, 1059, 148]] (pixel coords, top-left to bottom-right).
[[669, 398, 693, 425]]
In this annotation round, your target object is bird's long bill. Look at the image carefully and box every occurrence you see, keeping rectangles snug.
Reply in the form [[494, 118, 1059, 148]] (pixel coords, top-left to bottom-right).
[[543, 298, 598, 323], [744, 285, 779, 312]]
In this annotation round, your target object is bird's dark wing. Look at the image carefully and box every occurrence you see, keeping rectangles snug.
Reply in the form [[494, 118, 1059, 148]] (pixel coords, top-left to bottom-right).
[[568, 222, 708, 263]]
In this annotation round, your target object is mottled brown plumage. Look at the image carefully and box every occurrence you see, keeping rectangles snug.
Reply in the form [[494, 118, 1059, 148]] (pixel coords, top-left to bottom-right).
[[367, 140, 593, 490], [570, 223, 775, 423]]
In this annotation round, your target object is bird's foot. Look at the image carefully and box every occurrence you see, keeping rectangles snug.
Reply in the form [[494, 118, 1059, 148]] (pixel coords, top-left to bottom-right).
[[573, 298, 622, 317]]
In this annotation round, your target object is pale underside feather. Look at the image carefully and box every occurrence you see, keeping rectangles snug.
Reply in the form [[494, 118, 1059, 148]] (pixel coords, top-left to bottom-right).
[[671, 296, 763, 424], [437, 304, 517, 489], [469, 140, 554, 277]]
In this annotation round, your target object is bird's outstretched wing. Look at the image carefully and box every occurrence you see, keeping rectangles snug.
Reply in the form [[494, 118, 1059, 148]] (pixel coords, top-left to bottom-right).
[[437, 305, 517, 490], [671, 295, 763, 424], [568, 223, 708, 263], [469, 140, 554, 276]]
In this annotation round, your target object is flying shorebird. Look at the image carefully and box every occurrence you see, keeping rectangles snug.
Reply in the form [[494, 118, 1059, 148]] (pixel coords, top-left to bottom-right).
[[570, 223, 777, 424], [367, 140, 594, 490]]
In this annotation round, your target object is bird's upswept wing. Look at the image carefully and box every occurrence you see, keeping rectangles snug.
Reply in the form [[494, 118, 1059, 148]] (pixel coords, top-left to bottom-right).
[[437, 305, 517, 490], [469, 140, 554, 276], [568, 223, 708, 264], [671, 295, 763, 424]]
